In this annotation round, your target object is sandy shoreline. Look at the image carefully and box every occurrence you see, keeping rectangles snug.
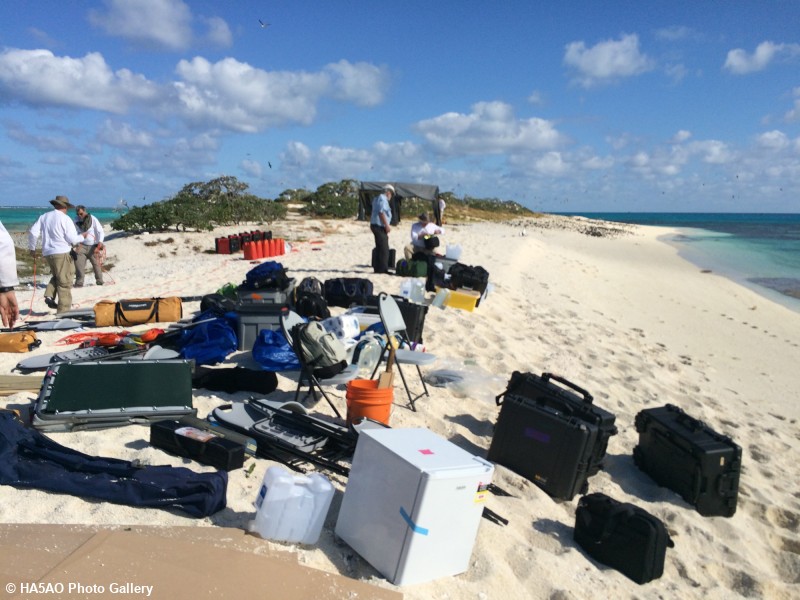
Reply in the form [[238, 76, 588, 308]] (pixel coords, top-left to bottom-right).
[[2, 215, 799, 599]]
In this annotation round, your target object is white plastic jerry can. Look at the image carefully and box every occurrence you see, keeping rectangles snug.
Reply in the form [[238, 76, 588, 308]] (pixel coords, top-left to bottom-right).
[[250, 465, 334, 545]]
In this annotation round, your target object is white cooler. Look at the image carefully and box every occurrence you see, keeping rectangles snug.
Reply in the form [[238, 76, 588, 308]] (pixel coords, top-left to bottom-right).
[[335, 428, 494, 585]]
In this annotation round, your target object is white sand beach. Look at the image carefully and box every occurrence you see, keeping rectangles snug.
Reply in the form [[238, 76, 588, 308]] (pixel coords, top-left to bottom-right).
[[2, 215, 799, 599]]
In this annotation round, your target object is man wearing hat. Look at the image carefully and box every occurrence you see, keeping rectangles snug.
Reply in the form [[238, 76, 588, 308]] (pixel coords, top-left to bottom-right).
[[404, 212, 445, 260], [27, 195, 87, 313], [370, 184, 393, 273]]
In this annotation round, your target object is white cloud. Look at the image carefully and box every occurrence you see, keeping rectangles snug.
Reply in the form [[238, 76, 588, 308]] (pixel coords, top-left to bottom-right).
[[664, 63, 689, 84], [629, 151, 650, 168], [241, 159, 262, 178], [528, 90, 545, 106], [415, 101, 566, 156], [723, 41, 800, 74], [672, 130, 692, 143], [689, 140, 733, 164], [785, 87, 800, 122], [0, 49, 159, 113], [654, 26, 698, 42], [324, 60, 389, 107], [581, 155, 614, 170], [564, 34, 655, 87], [98, 120, 154, 148], [88, 0, 194, 51], [534, 152, 569, 176], [203, 16, 233, 48], [171, 57, 389, 132], [757, 130, 789, 150]]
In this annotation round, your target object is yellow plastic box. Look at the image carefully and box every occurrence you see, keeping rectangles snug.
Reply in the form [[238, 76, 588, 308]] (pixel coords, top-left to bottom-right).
[[438, 287, 481, 312]]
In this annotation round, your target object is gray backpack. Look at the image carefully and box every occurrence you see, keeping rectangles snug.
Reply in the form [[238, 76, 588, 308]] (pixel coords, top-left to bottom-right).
[[291, 322, 347, 376]]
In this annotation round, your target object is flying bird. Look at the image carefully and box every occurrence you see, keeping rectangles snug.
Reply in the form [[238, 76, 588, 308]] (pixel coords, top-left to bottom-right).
[[259, 19, 270, 28], [268, 161, 272, 169]]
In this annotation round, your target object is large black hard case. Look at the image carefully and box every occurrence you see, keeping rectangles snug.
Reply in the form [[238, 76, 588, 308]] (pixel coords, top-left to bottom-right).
[[487, 389, 598, 501], [496, 372, 618, 475], [633, 404, 741, 517]]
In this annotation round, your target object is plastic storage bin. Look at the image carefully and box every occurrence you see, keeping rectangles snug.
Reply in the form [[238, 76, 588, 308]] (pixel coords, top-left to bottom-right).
[[237, 311, 283, 350], [250, 465, 334, 545], [436, 287, 481, 312]]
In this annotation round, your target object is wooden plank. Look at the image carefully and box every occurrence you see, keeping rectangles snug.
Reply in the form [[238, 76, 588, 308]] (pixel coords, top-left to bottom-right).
[[0, 374, 44, 395]]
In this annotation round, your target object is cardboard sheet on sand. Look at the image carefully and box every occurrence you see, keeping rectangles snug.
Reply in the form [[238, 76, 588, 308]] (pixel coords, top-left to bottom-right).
[[0, 524, 402, 600]]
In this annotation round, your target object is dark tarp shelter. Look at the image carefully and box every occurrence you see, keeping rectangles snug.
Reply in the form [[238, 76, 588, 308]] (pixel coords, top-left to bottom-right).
[[358, 181, 441, 226]]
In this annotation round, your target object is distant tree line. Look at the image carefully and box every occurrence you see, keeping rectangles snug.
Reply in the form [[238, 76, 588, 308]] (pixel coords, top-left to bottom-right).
[[111, 176, 287, 232], [111, 175, 532, 233]]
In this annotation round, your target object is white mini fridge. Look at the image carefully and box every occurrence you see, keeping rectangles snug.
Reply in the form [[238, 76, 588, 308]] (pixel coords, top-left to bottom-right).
[[335, 427, 494, 586]]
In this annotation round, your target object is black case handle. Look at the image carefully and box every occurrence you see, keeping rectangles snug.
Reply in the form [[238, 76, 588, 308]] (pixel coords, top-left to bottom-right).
[[495, 371, 594, 406], [541, 372, 594, 404]]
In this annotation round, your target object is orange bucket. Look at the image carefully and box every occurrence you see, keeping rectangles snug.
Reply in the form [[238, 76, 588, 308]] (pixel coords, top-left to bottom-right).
[[345, 379, 393, 426]]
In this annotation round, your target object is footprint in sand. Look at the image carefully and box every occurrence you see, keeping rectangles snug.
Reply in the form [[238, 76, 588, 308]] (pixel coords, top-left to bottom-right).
[[767, 507, 800, 532], [671, 558, 702, 588]]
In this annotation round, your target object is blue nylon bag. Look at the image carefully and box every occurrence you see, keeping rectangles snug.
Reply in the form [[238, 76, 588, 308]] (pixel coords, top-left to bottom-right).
[[176, 313, 238, 366], [252, 328, 301, 371]]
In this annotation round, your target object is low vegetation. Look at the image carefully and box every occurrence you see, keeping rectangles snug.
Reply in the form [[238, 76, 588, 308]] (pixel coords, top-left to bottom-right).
[[110, 175, 534, 231], [111, 176, 287, 233]]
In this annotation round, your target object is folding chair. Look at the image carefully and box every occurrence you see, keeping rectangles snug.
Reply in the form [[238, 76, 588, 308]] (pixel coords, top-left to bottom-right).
[[280, 310, 357, 419], [370, 293, 437, 410]]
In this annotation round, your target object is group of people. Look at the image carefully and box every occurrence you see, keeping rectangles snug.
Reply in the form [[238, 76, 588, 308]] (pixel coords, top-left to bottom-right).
[[370, 184, 445, 291], [0, 196, 106, 327], [27, 196, 106, 314]]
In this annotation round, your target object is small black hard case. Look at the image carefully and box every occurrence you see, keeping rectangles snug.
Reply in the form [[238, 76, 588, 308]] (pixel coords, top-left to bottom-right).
[[150, 419, 246, 471], [488, 374, 609, 500], [574, 492, 674, 584], [495, 372, 618, 475], [633, 404, 741, 517]]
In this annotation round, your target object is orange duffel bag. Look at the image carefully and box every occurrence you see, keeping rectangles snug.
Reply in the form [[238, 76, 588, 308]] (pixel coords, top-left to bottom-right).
[[94, 297, 182, 327], [0, 331, 41, 353]]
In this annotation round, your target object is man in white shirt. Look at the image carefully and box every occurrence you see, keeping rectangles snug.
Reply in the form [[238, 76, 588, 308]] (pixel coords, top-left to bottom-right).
[[0, 219, 19, 327], [73, 205, 105, 287], [404, 213, 445, 260], [27, 195, 86, 313]]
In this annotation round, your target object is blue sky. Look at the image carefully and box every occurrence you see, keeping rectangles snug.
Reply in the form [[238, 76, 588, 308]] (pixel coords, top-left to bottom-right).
[[1, 1, 799, 212]]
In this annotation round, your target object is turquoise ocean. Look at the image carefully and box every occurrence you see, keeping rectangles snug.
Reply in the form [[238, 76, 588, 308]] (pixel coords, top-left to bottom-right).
[[562, 213, 800, 313], [0, 206, 121, 233]]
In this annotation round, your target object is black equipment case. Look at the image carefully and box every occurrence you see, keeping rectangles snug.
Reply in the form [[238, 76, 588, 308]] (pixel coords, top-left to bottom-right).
[[633, 404, 741, 517], [493, 372, 618, 475], [574, 492, 674, 584], [150, 419, 246, 471], [488, 372, 617, 500]]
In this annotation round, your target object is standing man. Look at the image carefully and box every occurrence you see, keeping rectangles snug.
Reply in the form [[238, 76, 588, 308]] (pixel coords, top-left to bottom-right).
[[73, 205, 105, 287], [370, 184, 393, 274], [0, 219, 20, 327], [27, 195, 85, 313]]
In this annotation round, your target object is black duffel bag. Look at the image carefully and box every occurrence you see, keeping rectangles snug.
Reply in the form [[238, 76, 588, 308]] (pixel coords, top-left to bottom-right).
[[323, 277, 374, 308], [574, 492, 674, 585], [448, 263, 489, 295]]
